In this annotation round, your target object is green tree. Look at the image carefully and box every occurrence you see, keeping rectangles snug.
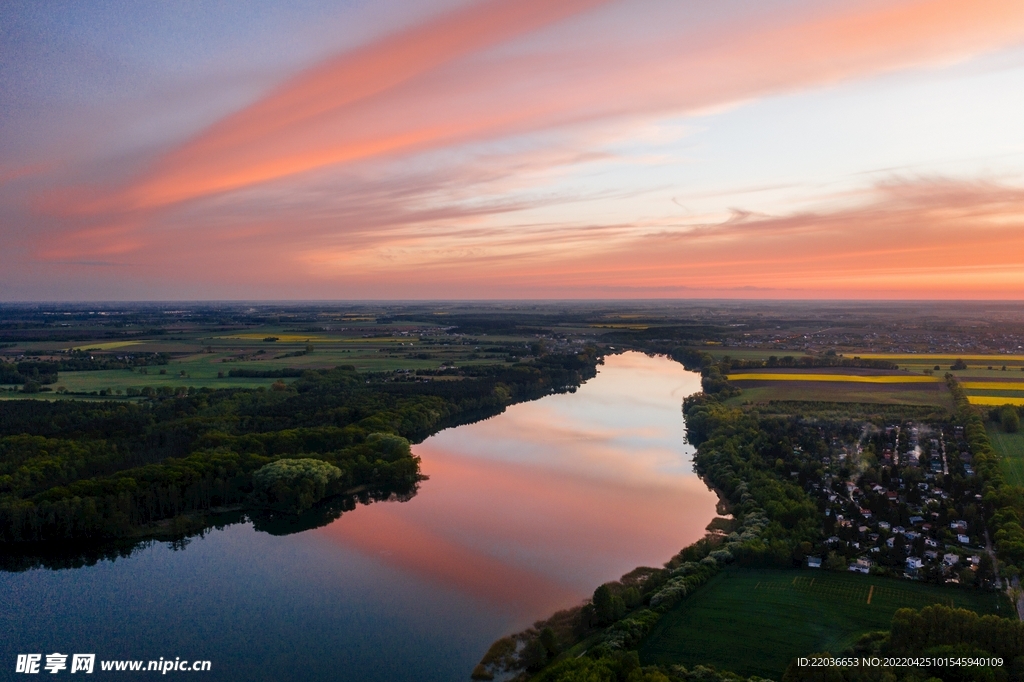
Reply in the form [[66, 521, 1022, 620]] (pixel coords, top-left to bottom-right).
[[251, 458, 343, 513], [539, 627, 559, 657], [1001, 406, 1020, 433], [521, 637, 548, 671], [594, 584, 615, 624], [366, 433, 412, 461]]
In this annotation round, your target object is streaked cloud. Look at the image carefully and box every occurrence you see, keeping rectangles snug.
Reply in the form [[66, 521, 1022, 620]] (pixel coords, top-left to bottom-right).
[[5, 0, 1024, 298]]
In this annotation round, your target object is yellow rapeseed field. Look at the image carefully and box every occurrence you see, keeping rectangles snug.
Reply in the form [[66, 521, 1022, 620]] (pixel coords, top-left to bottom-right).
[[70, 340, 146, 351], [726, 373, 940, 383], [967, 396, 1024, 406], [961, 382, 1024, 391]]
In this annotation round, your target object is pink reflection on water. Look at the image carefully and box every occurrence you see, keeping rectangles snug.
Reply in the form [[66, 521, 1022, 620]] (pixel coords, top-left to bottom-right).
[[315, 352, 719, 616]]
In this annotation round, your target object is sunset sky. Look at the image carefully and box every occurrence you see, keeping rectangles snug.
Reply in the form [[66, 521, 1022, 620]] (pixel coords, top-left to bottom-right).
[[3, 0, 1024, 300]]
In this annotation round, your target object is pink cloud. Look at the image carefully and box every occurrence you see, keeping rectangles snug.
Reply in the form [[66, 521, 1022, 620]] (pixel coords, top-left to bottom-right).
[[92, 0, 1024, 210], [16, 0, 1024, 298]]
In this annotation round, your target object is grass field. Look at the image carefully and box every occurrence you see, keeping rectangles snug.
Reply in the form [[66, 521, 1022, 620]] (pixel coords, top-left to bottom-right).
[[639, 568, 1009, 678], [727, 373, 940, 384], [987, 424, 1024, 487], [704, 349, 812, 359], [853, 354, 1024, 362], [1, 321, 550, 398], [725, 385, 952, 410]]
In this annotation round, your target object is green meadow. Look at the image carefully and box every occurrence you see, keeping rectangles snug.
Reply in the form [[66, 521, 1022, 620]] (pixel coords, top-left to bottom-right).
[[723, 382, 953, 411], [988, 423, 1024, 487], [1, 321, 546, 398], [639, 568, 1008, 679]]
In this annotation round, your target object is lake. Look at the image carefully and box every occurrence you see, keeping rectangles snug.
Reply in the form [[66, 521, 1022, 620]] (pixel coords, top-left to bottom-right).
[[1, 352, 718, 681]]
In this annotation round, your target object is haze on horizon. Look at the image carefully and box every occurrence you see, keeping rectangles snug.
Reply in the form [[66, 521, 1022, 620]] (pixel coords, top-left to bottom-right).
[[2, 0, 1024, 301]]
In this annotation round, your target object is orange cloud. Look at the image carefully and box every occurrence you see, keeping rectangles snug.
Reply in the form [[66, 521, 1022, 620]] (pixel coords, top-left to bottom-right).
[[36, 174, 1024, 299], [522, 178, 1024, 298]]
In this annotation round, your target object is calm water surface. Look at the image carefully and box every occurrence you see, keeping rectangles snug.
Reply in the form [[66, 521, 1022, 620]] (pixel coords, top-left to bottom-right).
[[1, 352, 718, 681]]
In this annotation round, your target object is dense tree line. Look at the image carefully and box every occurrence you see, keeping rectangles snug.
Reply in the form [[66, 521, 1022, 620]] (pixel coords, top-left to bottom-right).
[[0, 349, 599, 543], [0, 360, 59, 385], [947, 376, 1024, 572], [227, 368, 306, 378], [783, 604, 1024, 682], [670, 347, 898, 374], [56, 352, 171, 371], [0, 354, 171, 385]]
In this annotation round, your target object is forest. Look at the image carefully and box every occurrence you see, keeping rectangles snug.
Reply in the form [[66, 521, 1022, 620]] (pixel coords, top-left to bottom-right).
[[0, 348, 599, 544]]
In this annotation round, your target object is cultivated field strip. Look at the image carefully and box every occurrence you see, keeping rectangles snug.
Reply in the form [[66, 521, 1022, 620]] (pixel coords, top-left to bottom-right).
[[968, 396, 1024, 406], [727, 373, 940, 383], [853, 354, 1024, 362], [753, 576, 956, 609]]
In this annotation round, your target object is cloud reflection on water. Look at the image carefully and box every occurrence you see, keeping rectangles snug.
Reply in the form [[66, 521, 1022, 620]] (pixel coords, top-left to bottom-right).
[[315, 352, 719, 616]]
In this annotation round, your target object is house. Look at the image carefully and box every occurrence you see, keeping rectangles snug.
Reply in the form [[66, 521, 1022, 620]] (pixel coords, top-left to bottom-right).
[[849, 558, 872, 574], [807, 556, 822, 569], [924, 550, 939, 561], [958, 534, 970, 545], [860, 508, 872, 519], [925, 538, 939, 548], [909, 515, 924, 525], [951, 520, 968, 532], [878, 521, 891, 531], [906, 557, 924, 572], [942, 553, 960, 566]]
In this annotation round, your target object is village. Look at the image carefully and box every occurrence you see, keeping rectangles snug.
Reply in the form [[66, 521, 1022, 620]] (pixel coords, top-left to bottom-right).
[[803, 420, 998, 587]]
